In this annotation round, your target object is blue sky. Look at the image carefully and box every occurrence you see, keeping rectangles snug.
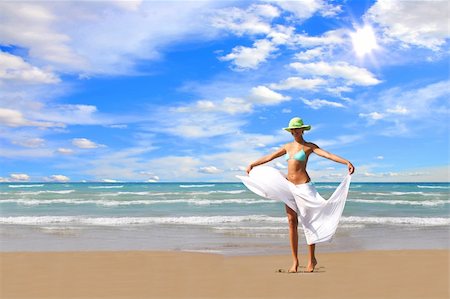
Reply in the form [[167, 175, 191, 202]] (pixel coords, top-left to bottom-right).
[[0, 0, 449, 182]]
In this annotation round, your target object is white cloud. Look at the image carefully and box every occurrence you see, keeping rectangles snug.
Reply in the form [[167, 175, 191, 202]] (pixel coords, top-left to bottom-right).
[[294, 48, 324, 61], [311, 134, 363, 148], [223, 131, 290, 152], [211, 4, 279, 36], [0, 147, 55, 158], [220, 39, 277, 70], [357, 80, 450, 133], [0, 108, 64, 128], [267, 25, 296, 45], [302, 98, 345, 109], [376, 156, 384, 160], [249, 85, 291, 105], [12, 138, 45, 148], [0, 2, 87, 71], [359, 112, 385, 121], [10, 173, 30, 181], [175, 97, 252, 115], [26, 104, 110, 126], [386, 105, 408, 115], [0, 1, 222, 75], [146, 175, 160, 182], [48, 174, 70, 182], [199, 166, 223, 174], [290, 61, 381, 86], [56, 148, 74, 155], [270, 77, 325, 90], [151, 106, 246, 139], [0, 51, 60, 84], [72, 138, 104, 149], [267, 0, 342, 20], [293, 29, 346, 47], [366, 0, 450, 51]]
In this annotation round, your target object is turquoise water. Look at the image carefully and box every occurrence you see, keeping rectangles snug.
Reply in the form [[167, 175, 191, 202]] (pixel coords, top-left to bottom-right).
[[1, 182, 449, 254]]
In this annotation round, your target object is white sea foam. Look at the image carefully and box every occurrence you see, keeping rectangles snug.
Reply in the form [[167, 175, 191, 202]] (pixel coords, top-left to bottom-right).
[[361, 191, 439, 196], [0, 215, 287, 226], [0, 198, 277, 206], [2, 215, 448, 227], [190, 190, 247, 195], [341, 216, 450, 226], [349, 198, 450, 207], [315, 185, 337, 189], [417, 185, 450, 189], [213, 226, 287, 231], [179, 184, 215, 188], [8, 184, 44, 188], [88, 185, 124, 189], [15, 190, 75, 195]]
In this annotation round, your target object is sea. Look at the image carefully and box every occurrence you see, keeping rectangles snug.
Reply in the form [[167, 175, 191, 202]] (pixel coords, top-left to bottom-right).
[[0, 181, 449, 255]]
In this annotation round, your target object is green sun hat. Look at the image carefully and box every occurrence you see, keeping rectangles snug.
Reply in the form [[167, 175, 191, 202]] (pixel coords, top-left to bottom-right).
[[283, 117, 311, 131]]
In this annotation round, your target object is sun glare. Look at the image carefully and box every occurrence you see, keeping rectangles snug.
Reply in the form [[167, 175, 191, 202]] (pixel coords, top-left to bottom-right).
[[350, 25, 378, 57]]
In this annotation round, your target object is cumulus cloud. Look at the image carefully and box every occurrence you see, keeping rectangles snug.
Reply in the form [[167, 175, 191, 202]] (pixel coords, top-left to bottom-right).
[[0, 51, 60, 84], [294, 48, 325, 61], [199, 166, 223, 174], [366, 0, 450, 51], [248, 85, 290, 105], [211, 3, 279, 36], [48, 174, 70, 182], [267, 0, 342, 20], [10, 173, 30, 181], [220, 39, 277, 70], [72, 138, 105, 149], [290, 61, 381, 86], [302, 98, 345, 109]]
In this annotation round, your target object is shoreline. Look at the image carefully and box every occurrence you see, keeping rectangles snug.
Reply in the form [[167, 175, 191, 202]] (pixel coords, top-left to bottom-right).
[[1, 249, 449, 299]]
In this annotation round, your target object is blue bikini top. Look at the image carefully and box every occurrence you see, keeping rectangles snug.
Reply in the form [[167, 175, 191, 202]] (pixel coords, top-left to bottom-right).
[[285, 146, 307, 162]]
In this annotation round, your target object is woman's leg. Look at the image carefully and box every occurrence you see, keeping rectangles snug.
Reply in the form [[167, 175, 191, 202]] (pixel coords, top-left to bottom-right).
[[285, 205, 299, 272], [306, 243, 317, 272]]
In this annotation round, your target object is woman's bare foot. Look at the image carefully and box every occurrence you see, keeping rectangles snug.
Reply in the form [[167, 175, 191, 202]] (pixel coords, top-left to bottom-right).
[[288, 260, 299, 273], [306, 258, 317, 272]]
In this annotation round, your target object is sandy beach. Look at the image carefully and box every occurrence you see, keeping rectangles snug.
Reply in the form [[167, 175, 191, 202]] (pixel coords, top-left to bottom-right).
[[1, 249, 448, 299]]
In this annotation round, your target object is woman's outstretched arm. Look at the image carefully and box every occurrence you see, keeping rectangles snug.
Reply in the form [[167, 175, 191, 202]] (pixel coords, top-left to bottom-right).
[[246, 147, 286, 174], [310, 143, 355, 174]]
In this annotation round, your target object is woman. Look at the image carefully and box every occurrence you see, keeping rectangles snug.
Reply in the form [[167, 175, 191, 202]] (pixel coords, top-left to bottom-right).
[[244, 117, 355, 273]]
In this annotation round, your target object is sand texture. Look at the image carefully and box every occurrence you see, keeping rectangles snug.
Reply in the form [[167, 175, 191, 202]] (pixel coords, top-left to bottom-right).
[[1, 250, 449, 299]]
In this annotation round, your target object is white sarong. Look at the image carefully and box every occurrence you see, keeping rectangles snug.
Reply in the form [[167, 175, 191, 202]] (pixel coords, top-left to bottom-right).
[[237, 166, 351, 245]]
